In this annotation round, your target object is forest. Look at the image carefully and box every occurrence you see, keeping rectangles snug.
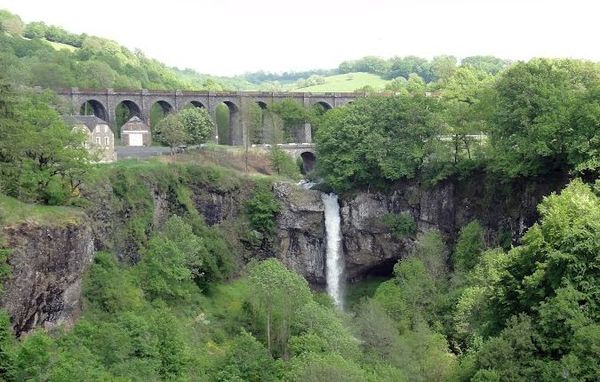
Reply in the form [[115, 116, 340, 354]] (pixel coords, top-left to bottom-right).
[[1, 7, 600, 382]]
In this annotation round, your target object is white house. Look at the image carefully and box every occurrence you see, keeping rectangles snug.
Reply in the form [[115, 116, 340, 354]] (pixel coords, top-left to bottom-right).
[[66, 115, 117, 163]]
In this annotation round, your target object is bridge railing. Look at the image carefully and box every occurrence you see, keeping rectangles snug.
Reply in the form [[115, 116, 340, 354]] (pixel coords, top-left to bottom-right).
[[57, 88, 370, 97]]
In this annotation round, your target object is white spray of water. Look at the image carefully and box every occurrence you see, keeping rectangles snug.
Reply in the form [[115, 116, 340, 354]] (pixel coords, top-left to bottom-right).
[[321, 192, 344, 309]]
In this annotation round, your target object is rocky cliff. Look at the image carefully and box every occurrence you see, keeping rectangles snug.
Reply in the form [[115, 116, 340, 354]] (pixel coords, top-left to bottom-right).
[[274, 182, 326, 285], [1, 221, 94, 336], [274, 173, 568, 284]]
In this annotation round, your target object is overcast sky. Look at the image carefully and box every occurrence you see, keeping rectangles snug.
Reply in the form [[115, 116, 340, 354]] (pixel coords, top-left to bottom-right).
[[0, 0, 598, 76]]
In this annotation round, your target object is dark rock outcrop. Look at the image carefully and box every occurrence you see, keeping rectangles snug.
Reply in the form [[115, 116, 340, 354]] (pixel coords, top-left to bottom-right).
[[340, 173, 569, 280], [274, 182, 327, 285], [1, 221, 94, 336]]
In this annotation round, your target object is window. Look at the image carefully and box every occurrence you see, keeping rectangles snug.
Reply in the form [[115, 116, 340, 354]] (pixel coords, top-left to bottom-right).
[[95, 136, 101, 145], [105, 136, 109, 146]]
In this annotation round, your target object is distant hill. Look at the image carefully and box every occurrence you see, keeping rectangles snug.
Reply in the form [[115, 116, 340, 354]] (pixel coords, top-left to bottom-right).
[[0, 9, 510, 93], [0, 9, 249, 91], [290, 72, 389, 92]]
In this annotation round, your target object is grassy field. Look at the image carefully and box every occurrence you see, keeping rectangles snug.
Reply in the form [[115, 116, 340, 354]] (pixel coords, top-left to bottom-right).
[[0, 194, 83, 227], [291, 72, 390, 92], [20, 36, 78, 52], [45, 39, 78, 52]]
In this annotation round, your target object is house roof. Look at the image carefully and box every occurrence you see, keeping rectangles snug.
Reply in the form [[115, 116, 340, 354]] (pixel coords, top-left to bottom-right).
[[122, 116, 150, 131], [65, 115, 110, 133]]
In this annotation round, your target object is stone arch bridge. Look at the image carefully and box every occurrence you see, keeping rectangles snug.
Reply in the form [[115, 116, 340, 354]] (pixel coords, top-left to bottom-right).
[[58, 88, 363, 145]]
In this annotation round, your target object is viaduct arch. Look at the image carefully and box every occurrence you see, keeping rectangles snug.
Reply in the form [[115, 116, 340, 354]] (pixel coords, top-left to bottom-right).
[[60, 89, 363, 145]]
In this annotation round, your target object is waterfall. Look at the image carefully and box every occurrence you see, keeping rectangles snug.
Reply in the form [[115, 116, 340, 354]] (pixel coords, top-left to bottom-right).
[[297, 181, 345, 308], [321, 193, 344, 309]]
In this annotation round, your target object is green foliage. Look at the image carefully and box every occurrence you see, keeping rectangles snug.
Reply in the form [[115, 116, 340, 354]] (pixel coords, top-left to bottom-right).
[[294, 72, 390, 92], [153, 113, 187, 151], [13, 330, 53, 381], [461, 55, 509, 75], [315, 58, 600, 187], [387, 55, 434, 82], [216, 103, 231, 144], [490, 180, 600, 329], [140, 237, 192, 299], [561, 324, 600, 381], [9, 178, 600, 381], [154, 107, 215, 150], [440, 67, 493, 166], [354, 299, 401, 361], [0, 10, 23, 35], [0, 248, 11, 296], [315, 94, 442, 192], [162, 215, 233, 289], [139, 215, 234, 300], [0, 9, 237, 91], [269, 99, 311, 141], [269, 145, 300, 180], [567, 84, 600, 174], [444, 179, 600, 379], [380, 212, 416, 239], [244, 180, 280, 241], [431, 55, 458, 83], [0, 310, 16, 381], [290, 301, 360, 360], [374, 258, 438, 332], [247, 258, 312, 357], [339, 56, 391, 76], [393, 325, 457, 381], [178, 106, 215, 145], [454, 220, 486, 272], [472, 315, 540, 381], [216, 330, 282, 382], [0, 85, 90, 204], [451, 249, 509, 344], [410, 230, 448, 281], [337, 54, 507, 84], [84, 252, 144, 313], [287, 353, 369, 382], [489, 58, 600, 177]]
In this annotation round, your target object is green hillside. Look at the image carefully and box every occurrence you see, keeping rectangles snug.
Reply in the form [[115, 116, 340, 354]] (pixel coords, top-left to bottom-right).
[[0, 9, 251, 91], [39, 38, 78, 52], [0, 8, 511, 94], [291, 72, 389, 92]]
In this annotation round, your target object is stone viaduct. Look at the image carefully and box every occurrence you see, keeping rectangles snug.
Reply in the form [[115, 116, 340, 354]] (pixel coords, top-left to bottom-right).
[[58, 88, 363, 145]]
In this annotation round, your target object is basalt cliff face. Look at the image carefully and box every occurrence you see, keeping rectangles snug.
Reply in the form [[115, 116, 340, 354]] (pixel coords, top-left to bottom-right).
[[274, 182, 326, 285], [1, 221, 94, 336], [275, 173, 568, 284]]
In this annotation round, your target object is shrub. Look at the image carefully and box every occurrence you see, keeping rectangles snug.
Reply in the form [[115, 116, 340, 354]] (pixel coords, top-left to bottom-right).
[[270, 146, 300, 180], [244, 180, 280, 240], [381, 213, 417, 239], [454, 220, 486, 272]]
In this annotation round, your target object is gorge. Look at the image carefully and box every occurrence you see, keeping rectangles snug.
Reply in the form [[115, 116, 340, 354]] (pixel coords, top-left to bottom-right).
[[1, 165, 567, 335]]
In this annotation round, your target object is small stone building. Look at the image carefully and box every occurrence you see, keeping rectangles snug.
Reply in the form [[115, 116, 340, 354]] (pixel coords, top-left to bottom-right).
[[121, 116, 151, 147], [67, 115, 116, 163]]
